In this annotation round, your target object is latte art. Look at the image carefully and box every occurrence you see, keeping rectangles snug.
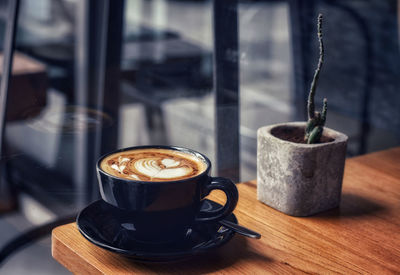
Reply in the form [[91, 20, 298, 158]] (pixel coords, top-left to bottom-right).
[[100, 148, 207, 181], [133, 158, 192, 179]]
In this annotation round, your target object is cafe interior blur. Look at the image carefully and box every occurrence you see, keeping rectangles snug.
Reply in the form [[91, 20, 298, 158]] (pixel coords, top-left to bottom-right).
[[0, 0, 399, 273]]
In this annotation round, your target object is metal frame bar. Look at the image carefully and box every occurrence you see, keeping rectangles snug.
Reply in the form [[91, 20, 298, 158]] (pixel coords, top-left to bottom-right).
[[0, 0, 20, 211], [0, 0, 20, 150], [213, 0, 240, 182]]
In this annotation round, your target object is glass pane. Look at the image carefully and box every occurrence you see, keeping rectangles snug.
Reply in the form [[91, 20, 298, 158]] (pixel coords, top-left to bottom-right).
[[1, 0, 216, 272], [239, 1, 293, 181], [239, 0, 400, 181], [120, 0, 215, 162]]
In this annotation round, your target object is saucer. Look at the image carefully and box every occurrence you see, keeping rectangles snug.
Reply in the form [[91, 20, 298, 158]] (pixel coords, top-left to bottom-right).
[[77, 199, 237, 262]]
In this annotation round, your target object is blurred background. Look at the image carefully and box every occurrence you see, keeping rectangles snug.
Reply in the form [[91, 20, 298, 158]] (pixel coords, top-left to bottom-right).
[[0, 0, 399, 273]]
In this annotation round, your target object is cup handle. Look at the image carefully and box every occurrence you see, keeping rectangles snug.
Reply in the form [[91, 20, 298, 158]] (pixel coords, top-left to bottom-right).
[[195, 177, 238, 223]]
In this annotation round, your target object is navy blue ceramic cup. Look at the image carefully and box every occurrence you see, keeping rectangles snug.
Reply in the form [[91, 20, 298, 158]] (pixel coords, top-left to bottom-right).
[[96, 145, 238, 243]]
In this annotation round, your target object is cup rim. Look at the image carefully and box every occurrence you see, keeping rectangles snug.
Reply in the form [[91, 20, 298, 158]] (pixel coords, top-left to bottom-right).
[[96, 145, 211, 184]]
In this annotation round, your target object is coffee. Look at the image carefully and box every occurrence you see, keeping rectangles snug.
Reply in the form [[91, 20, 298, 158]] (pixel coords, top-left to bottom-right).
[[100, 148, 207, 181], [97, 146, 238, 242]]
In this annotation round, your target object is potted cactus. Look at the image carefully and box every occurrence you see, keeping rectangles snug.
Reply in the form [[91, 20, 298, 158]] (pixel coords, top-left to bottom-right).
[[257, 14, 348, 216]]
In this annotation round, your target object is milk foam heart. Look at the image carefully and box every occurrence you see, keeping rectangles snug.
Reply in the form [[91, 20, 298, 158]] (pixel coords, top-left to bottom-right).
[[134, 159, 192, 179], [134, 159, 161, 177], [161, 158, 180, 168]]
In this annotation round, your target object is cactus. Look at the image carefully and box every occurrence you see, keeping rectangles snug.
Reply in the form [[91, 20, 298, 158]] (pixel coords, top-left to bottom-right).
[[304, 14, 328, 144]]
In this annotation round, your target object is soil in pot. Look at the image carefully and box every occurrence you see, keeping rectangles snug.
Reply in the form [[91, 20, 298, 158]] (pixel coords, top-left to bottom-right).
[[270, 125, 334, 144]]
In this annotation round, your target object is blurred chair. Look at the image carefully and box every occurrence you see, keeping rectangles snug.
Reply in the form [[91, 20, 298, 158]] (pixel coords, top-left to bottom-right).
[[121, 36, 213, 145]]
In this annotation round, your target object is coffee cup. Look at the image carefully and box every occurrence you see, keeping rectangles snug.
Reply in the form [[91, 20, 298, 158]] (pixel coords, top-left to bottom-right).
[[96, 145, 238, 243]]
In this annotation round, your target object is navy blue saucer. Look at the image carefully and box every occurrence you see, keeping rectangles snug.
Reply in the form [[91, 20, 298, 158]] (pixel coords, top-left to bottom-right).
[[76, 199, 237, 262]]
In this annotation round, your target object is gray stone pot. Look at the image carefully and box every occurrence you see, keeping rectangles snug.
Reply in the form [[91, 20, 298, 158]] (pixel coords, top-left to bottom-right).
[[257, 122, 348, 216]]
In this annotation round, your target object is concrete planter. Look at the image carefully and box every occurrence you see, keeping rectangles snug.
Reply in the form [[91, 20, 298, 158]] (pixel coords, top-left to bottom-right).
[[257, 122, 348, 216]]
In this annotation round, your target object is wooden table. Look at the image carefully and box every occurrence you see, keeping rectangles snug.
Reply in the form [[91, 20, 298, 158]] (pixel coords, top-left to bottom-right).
[[52, 147, 400, 274]]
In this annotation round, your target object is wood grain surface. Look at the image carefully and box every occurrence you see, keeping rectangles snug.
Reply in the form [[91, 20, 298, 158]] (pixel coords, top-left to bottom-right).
[[52, 147, 400, 274]]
